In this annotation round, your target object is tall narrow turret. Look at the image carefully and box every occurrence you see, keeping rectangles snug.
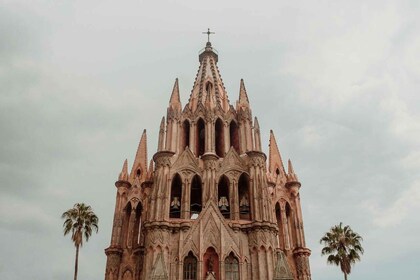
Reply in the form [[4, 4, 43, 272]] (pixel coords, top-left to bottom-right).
[[269, 130, 286, 178], [130, 129, 148, 182], [187, 41, 230, 112]]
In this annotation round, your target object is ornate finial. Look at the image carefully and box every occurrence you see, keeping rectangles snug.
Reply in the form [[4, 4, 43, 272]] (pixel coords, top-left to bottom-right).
[[202, 28, 215, 43]]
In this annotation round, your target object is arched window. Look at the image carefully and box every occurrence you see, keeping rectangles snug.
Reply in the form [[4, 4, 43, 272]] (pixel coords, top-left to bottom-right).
[[183, 252, 197, 280], [196, 118, 205, 157], [122, 202, 132, 247], [170, 174, 182, 218], [229, 121, 240, 153], [218, 175, 230, 218], [215, 118, 224, 157], [206, 82, 213, 96], [182, 120, 190, 151], [225, 253, 239, 280], [133, 203, 143, 246], [238, 173, 251, 220], [190, 175, 202, 217], [285, 202, 297, 248], [275, 203, 284, 249]]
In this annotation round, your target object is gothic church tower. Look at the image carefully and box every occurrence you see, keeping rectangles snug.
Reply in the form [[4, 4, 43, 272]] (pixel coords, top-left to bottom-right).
[[104, 39, 311, 280]]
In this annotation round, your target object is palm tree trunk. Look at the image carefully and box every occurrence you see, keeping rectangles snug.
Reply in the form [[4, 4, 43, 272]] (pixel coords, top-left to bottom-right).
[[344, 272, 348, 280], [74, 244, 79, 280]]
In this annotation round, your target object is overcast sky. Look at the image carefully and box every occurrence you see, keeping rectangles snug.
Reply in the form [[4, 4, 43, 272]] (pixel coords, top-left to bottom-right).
[[1, 0, 419, 279]]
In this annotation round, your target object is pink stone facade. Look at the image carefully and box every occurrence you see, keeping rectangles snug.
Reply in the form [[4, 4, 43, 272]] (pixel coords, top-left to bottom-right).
[[104, 41, 311, 280]]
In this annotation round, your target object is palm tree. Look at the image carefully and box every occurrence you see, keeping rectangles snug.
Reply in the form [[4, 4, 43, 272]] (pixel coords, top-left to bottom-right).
[[62, 203, 99, 280], [320, 222, 364, 280]]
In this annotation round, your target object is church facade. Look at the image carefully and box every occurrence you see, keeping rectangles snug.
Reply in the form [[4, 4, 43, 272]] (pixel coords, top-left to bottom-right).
[[104, 40, 311, 280]]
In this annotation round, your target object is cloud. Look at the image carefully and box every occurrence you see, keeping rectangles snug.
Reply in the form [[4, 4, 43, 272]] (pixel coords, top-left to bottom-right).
[[1, 1, 419, 279], [365, 180, 420, 228]]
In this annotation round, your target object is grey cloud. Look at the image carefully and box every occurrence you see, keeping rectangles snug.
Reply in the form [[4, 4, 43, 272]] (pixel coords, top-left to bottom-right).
[[1, 1, 419, 280]]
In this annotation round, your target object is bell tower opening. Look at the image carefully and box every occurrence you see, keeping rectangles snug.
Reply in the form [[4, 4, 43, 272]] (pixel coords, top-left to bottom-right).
[[217, 175, 230, 219], [286, 202, 297, 248], [275, 203, 284, 249], [196, 118, 205, 157], [170, 174, 182, 218], [190, 175, 202, 217], [229, 120, 239, 153], [122, 202, 132, 247], [215, 118, 224, 157], [238, 173, 251, 220], [182, 120, 190, 151], [133, 203, 143, 246]]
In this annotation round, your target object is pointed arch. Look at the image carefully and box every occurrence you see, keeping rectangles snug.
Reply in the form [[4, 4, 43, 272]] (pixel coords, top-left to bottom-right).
[[196, 118, 205, 157], [122, 269, 133, 280], [229, 120, 240, 154], [275, 202, 285, 249], [217, 175, 230, 219], [285, 202, 297, 248], [225, 252, 239, 280], [206, 81, 212, 93], [203, 247, 219, 279], [183, 251, 197, 280], [132, 202, 143, 247], [238, 173, 251, 220], [182, 119, 190, 152], [121, 201, 132, 247], [170, 173, 182, 218], [136, 168, 142, 178], [215, 118, 225, 157], [190, 175, 202, 217]]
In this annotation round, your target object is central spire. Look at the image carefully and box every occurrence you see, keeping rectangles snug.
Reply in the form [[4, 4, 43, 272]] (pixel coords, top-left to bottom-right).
[[187, 35, 230, 112]]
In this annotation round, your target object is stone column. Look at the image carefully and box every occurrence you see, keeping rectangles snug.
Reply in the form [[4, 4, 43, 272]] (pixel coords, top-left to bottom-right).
[[181, 179, 188, 219], [231, 179, 239, 220], [280, 204, 291, 250], [294, 248, 311, 280], [165, 119, 173, 152], [127, 207, 136, 249], [152, 151, 175, 221], [295, 195, 306, 248], [245, 120, 253, 152], [224, 121, 230, 154], [190, 121, 196, 155], [104, 248, 122, 280], [171, 120, 179, 153], [202, 153, 218, 204], [111, 181, 129, 247]]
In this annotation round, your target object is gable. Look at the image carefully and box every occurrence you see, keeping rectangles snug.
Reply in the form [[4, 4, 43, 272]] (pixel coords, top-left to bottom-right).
[[181, 200, 240, 258], [273, 251, 294, 280], [150, 252, 168, 280], [217, 147, 246, 176], [171, 147, 200, 174]]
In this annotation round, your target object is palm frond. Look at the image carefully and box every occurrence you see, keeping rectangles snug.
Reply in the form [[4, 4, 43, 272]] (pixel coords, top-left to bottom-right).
[[61, 203, 99, 248]]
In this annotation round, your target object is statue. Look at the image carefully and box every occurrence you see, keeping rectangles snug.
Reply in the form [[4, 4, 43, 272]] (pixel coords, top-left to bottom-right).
[[218, 196, 229, 211], [239, 195, 249, 212], [207, 255, 214, 272], [170, 197, 180, 209]]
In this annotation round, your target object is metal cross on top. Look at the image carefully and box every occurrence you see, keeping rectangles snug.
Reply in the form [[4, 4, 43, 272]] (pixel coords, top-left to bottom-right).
[[202, 28, 215, 43]]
